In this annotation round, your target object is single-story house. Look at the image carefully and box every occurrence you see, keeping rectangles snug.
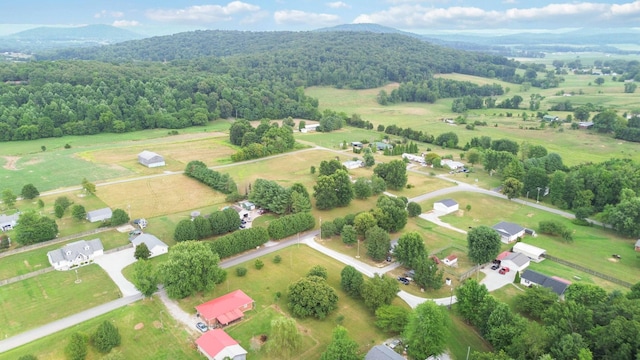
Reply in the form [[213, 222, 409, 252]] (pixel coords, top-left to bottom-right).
[[86, 207, 112, 223], [543, 115, 560, 122], [196, 329, 247, 360], [402, 153, 426, 165], [374, 142, 393, 151], [520, 269, 571, 297], [47, 239, 104, 271], [195, 290, 255, 328], [513, 242, 546, 262], [440, 159, 465, 170], [239, 201, 255, 211], [131, 233, 168, 258], [138, 150, 166, 168], [635, 239, 640, 252], [0, 213, 19, 232], [578, 122, 594, 129], [301, 124, 321, 133], [365, 345, 405, 360], [492, 221, 525, 243], [443, 254, 458, 267], [498, 251, 530, 272], [343, 160, 364, 170], [433, 199, 459, 214], [351, 141, 363, 148]]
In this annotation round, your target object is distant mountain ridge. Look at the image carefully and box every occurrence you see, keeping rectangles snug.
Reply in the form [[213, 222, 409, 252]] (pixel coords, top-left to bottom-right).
[[0, 24, 145, 53]]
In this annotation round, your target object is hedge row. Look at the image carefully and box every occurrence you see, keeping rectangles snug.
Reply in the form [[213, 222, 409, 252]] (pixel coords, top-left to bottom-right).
[[184, 160, 237, 194], [209, 227, 269, 259], [267, 212, 316, 240]]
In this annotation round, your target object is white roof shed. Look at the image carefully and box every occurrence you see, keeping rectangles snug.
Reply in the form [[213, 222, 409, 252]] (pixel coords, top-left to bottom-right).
[[513, 242, 546, 262]]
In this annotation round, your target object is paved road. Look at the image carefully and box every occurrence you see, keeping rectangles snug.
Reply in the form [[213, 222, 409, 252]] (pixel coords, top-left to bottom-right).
[[0, 294, 142, 353]]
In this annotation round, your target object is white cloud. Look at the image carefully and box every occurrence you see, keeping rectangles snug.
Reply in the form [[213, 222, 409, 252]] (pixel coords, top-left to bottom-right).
[[274, 10, 341, 26], [326, 1, 351, 9], [94, 10, 124, 19], [353, 1, 640, 29], [240, 10, 269, 25], [112, 20, 140, 27], [146, 1, 261, 23]]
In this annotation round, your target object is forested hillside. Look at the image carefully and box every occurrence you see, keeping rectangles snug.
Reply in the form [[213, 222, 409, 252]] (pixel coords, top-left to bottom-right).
[[0, 30, 520, 141]]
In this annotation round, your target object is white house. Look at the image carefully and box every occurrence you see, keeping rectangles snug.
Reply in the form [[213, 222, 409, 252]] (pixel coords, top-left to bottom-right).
[[513, 242, 546, 262], [47, 239, 104, 271], [443, 254, 458, 267], [492, 221, 525, 243], [86, 208, 112, 223], [498, 251, 530, 272], [402, 153, 426, 165], [440, 159, 465, 170], [196, 329, 247, 360], [0, 213, 19, 232], [131, 233, 168, 258], [343, 160, 364, 169], [138, 150, 166, 168], [433, 199, 459, 214]]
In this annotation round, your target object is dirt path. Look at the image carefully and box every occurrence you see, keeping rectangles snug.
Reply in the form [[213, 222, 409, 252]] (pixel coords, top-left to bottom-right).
[[2, 156, 20, 170]]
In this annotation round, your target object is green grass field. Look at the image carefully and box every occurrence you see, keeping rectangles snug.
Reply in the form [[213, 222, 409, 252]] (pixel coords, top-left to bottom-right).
[[0, 297, 202, 360], [0, 265, 120, 338]]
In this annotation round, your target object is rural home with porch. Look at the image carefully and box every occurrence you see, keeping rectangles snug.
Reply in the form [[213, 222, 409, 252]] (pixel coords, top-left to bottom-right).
[[130, 233, 168, 258], [195, 290, 255, 328], [520, 269, 571, 298], [433, 199, 458, 214], [492, 221, 525, 243], [196, 329, 247, 360], [0, 213, 19, 232], [86, 207, 112, 223], [47, 239, 104, 271]]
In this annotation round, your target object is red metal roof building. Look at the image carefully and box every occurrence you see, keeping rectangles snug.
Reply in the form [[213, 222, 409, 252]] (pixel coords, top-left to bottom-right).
[[196, 329, 247, 360], [195, 289, 254, 327]]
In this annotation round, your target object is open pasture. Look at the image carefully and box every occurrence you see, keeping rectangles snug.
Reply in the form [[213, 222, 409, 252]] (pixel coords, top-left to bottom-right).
[[0, 264, 120, 338], [0, 297, 202, 360], [438, 192, 639, 287], [96, 174, 225, 219]]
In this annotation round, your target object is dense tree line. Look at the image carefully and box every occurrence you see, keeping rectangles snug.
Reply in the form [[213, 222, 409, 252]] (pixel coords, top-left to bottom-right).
[[183, 160, 237, 195], [229, 120, 297, 161], [209, 227, 270, 259], [378, 78, 504, 105], [13, 210, 58, 245], [173, 208, 241, 242], [267, 212, 315, 240], [248, 179, 311, 215]]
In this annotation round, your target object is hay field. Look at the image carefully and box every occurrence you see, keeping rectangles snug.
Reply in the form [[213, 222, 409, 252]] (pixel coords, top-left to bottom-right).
[[97, 175, 226, 219]]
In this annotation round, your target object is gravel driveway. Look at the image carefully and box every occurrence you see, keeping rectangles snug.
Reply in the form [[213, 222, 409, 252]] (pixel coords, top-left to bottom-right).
[[93, 248, 140, 297]]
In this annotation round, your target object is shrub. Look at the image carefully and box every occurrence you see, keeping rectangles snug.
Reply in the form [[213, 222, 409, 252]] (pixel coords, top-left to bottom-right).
[[267, 212, 315, 240], [236, 267, 248, 277], [273, 255, 282, 264], [255, 259, 264, 270]]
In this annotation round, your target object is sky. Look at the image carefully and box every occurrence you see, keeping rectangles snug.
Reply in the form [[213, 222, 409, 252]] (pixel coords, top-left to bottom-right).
[[1, 0, 639, 36]]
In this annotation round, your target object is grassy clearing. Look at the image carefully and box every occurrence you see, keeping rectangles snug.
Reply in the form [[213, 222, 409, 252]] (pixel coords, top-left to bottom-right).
[[447, 313, 492, 359], [0, 265, 120, 338], [490, 283, 525, 312], [0, 297, 202, 360], [438, 192, 639, 287]]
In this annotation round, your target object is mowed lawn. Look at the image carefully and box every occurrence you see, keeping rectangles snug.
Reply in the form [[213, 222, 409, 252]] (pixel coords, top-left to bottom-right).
[[0, 265, 120, 338], [0, 297, 202, 360], [437, 192, 640, 287]]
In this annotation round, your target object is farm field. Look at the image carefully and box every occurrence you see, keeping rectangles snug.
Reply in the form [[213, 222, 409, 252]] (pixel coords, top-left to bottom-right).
[[0, 264, 120, 339], [437, 192, 639, 287], [0, 124, 232, 193], [0, 297, 202, 360]]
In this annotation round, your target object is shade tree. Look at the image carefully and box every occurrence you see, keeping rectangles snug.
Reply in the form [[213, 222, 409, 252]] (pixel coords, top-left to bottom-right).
[[340, 265, 364, 298], [361, 274, 399, 312], [320, 326, 361, 360], [365, 226, 390, 262], [288, 275, 338, 319], [20, 184, 40, 199], [403, 301, 449, 360], [393, 231, 427, 269], [467, 226, 501, 264]]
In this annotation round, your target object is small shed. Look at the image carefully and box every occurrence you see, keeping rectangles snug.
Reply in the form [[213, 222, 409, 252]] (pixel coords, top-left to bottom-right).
[[500, 252, 530, 272], [433, 199, 459, 214], [131, 233, 168, 258], [513, 242, 546, 262], [443, 254, 458, 267], [138, 150, 166, 168], [351, 141, 363, 148], [343, 160, 363, 169], [196, 329, 247, 360], [635, 239, 640, 252], [543, 115, 560, 122], [86, 208, 112, 223]]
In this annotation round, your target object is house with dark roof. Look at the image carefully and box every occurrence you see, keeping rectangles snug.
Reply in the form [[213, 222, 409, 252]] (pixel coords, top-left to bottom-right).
[[86, 207, 112, 223], [0, 213, 19, 232], [375, 142, 393, 151], [492, 221, 525, 243], [433, 199, 458, 214], [520, 269, 571, 297], [365, 345, 405, 360], [499, 252, 530, 272], [195, 290, 254, 328], [47, 239, 104, 271], [196, 329, 247, 360], [138, 150, 166, 168], [130, 233, 168, 258]]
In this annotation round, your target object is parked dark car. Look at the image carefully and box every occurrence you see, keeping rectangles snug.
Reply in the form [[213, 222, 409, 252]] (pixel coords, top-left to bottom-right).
[[397, 277, 410, 285]]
